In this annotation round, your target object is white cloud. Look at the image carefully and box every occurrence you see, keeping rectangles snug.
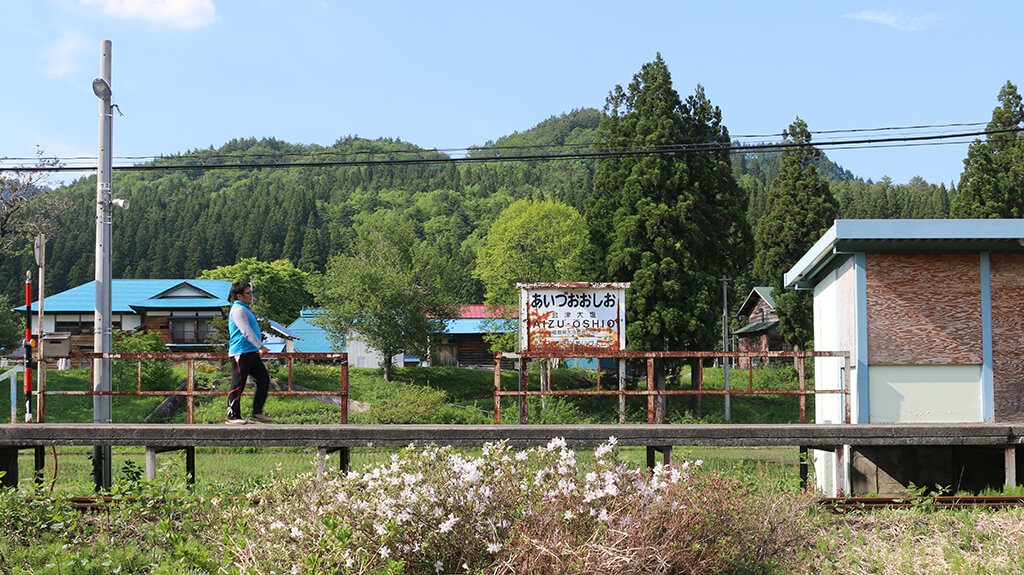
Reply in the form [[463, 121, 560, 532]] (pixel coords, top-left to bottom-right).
[[844, 10, 944, 32], [45, 32, 91, 78], [79, 0, 217, 30]]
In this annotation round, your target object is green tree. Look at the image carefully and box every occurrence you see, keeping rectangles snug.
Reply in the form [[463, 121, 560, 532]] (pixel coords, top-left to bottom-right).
[[951, 81, 1024, 218], [753, 118, 838, 349], [112, 330, 173, 390], [199, 258, 312, 324], [474, 199, 590, 351], [586, 55, 749, 354], [309, 212, 457, 380], [0, 295, 22, 354]]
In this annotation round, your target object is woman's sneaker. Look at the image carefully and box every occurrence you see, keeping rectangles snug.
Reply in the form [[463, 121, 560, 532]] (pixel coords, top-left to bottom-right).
[[226, 417, 249, 425], [250, 413, 273, 423]]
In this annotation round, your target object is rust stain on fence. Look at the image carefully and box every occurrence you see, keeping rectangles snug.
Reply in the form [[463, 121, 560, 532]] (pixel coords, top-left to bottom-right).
[[45, 352, 349, 424], [492, 350, 851, 425]]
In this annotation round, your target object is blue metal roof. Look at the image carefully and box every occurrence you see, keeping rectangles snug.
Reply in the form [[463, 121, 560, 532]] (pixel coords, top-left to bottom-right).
[[784, 219, 1024, 290], [267, 319, 299, 340], [445, 318, 497, 335], [129, 297, 230, 310], [16, 279, 232, 313], [286, 309, 344, 353]]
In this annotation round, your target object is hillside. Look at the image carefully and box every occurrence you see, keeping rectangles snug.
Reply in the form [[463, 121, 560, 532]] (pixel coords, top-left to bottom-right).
[[1, 109, 951, 301]]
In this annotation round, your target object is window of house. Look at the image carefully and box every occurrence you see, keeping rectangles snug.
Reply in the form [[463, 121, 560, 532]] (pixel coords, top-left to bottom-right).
[[56, 320, 93, 334], [171, 319, 212, 343]]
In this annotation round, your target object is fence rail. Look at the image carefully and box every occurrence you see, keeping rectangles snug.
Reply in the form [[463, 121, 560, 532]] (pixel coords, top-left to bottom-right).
[[493, 350, 851, 425], [34, 352, 349, 424]]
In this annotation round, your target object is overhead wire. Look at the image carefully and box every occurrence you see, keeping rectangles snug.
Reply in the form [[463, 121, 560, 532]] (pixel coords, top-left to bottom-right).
[[0, 125, 1018, 174]]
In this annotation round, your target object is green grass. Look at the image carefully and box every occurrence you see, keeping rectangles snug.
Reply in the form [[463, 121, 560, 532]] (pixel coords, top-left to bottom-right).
[[15, 444, 807, 495], [4, 361, 817, 425]]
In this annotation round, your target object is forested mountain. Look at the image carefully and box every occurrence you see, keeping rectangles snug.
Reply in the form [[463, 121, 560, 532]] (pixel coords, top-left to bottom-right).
[[1, 108, 954, 304]]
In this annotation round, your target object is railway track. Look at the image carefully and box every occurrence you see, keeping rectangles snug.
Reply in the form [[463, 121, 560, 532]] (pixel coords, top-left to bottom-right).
[[821, 495, 1024, 510]]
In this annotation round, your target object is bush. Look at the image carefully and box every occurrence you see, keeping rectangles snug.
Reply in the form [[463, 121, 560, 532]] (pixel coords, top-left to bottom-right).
[[230, 439, 814, 574], [112, 331, 175, 391]]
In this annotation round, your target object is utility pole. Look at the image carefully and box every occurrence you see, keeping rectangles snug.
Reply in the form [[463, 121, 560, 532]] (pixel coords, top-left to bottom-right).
[[92, 39, 113, 491], [720, 276, 731, 423]]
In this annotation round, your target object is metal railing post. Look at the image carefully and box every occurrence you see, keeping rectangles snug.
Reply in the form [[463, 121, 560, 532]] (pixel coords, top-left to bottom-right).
[[798, 352, 807, 424], [617, 358, 626, 424], [186, 359, 194, 424], [493, 354, 502, 424], [518, 356, 528, 424], [340, 356, 349, 424], [646, 358, 655, 424]]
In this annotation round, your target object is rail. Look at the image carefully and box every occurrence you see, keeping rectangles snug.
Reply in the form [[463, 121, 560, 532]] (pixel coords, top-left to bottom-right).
[[33, 352, 349, 424], [493, 350, 851, 425]]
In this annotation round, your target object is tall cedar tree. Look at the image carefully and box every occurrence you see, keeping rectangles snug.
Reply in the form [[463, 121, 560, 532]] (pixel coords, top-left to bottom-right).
[[586, 55, 750, 354], [951, 81, 1024, 218], [753, 118, 838, 349]]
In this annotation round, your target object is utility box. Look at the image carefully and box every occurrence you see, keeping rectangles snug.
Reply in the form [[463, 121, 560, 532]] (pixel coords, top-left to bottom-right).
[[40, 332, 72, 359]]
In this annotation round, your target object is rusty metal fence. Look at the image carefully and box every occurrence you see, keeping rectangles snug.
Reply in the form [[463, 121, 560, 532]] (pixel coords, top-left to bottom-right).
[[34, 352, 349, 424], [493, 350, 851, 425]]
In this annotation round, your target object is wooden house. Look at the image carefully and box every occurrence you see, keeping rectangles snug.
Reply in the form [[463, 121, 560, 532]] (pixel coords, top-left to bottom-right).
[[433, 305, 510, 368], [19, 279, 231, 357], [733, 286, 787, 367]]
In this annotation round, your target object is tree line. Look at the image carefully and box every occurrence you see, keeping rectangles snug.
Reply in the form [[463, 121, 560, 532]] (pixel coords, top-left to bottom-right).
[[1, 59, 1022, 365]]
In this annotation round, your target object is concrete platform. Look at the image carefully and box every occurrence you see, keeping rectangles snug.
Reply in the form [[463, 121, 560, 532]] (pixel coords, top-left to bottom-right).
[[0, 423, 1020, 448], [1, 423, 1020, 491]]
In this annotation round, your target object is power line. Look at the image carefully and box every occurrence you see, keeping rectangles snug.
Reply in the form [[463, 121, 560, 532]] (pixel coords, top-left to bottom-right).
[[1, 126, 1018, 174], [0, 120, 993, 164]]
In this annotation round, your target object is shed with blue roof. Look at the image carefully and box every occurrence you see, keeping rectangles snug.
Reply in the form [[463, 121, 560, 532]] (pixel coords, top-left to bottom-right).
[[784, 219, 1024, 496]]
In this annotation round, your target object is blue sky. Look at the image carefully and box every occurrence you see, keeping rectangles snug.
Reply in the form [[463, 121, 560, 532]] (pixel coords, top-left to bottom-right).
[[2, 0, 1020, 187]]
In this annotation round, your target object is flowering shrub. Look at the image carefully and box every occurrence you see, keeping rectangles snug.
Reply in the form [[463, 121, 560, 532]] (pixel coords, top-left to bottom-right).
[[230, 438, 813, 574]]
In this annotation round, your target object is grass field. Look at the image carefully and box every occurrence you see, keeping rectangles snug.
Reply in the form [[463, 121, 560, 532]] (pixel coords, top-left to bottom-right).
[[6, 363, 1024, 573]]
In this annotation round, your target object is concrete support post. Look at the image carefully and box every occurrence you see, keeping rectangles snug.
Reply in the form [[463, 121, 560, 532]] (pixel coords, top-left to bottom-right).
[[1005, 446, 1017, 488]]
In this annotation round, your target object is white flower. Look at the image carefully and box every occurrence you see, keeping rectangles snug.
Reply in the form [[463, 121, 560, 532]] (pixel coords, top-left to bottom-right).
[[435, 560, 444, 573], [514, 450, 529, 461], [546, 437, 567, 451], [439, 514, 458, 533], [598, 508, 609, 521], [269, 521, 286, 530], [379, 546, 391, 559], [607, 435, 618, 445], [487, 542, 502, 554], [290, 526, 302, 538], [374, 523, 388, 536], [563, 510, 574, 520]]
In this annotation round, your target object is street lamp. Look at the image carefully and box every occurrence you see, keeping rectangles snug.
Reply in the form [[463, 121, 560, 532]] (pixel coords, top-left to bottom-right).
[[92, 39, 113, 491]]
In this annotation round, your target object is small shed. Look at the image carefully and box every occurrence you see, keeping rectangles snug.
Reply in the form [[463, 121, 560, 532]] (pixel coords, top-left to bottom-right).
[[434, 305, 510, 368], [733, 286, 786, 367], [785, 219, 1024, 495]]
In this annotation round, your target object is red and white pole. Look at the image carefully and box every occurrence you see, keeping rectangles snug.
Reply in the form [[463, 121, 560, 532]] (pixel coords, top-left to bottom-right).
[[24, 271, 34, 422]]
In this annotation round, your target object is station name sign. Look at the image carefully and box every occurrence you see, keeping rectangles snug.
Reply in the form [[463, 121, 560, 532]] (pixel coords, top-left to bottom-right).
[[518, 282, 629, 354]]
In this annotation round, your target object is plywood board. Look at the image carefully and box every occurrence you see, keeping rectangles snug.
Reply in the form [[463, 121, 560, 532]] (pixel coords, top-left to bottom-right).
[[866, 253, 981, 365]]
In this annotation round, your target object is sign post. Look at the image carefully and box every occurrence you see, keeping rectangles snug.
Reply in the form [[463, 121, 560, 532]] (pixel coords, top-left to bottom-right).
[[517, 282, 629, 423]]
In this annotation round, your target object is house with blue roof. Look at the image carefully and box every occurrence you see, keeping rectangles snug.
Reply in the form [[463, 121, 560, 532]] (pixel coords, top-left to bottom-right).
[[285, 308, 412, 368], [17, 279, 232, 355], [285, 305, 510, 369]]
